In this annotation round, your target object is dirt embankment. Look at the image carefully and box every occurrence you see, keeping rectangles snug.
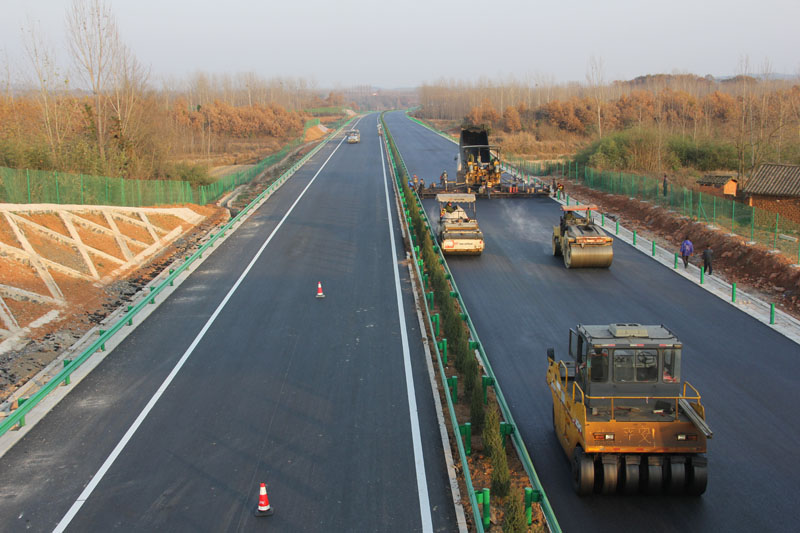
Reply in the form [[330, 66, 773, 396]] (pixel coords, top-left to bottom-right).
[[0, 205, 229, 402], [563, 180, 800, 319]]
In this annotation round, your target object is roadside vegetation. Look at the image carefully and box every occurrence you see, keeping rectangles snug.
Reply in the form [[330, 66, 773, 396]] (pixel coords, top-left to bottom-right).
[[0, 0, 352, 186]]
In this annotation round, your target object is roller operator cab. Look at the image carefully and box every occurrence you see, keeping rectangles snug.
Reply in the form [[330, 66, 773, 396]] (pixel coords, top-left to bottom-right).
[[546, 324, 712, 496]]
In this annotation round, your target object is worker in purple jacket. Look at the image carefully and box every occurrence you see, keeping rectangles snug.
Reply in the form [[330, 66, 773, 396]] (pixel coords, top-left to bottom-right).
[[680, 236, 693, 269]]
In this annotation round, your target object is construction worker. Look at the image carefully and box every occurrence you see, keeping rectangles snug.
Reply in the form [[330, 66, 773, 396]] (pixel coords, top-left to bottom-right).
[[440, 170, 448, 187], [412, 174, 419, 187], [445, 201, 455, 213], [680, 236, 693, 269]]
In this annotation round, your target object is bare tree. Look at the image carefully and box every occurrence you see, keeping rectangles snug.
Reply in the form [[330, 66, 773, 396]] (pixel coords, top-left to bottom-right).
[[108, 41, 149, 147], [67, 0, 118, 162], [586, 56, 606, 137], [23, 21, 73, 166]]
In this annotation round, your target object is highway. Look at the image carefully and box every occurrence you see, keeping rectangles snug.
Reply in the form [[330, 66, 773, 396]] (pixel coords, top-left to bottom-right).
[[384, 110, 800, 532], [0, 114, 457, 532]]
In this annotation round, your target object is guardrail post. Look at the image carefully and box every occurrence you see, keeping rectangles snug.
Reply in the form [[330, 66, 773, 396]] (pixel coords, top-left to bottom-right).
[[447, 375, 458, 403], [459, 423, 472, 455], [633, 230, 637, 246], [426, 291, 434, 309], [700, 268, 705, 285], [652, 240, 656, 256], [469, 340, 480, 351], [482, 375, 495, 404], [422, 273, 429, 290], [524, 487, 542, 525], [432, 313, 440, 336], [98, 330, 106, 351], [450, 290, 458, 299], [169, 269, 175, 286], [674, 252, 678, 269], [482, 488, 491, 528], [460, 312, 468, 322], [438, 338, 448, 365], [770, 303, 776, 324], [500, 421, 515, 447], [566, 195, 570, 206], [615, 220, 619, 235], [62, 359, 72, 385], [126, 305, 133, 326], [601, 213, 605, 226], [732, 282, 737, 302]]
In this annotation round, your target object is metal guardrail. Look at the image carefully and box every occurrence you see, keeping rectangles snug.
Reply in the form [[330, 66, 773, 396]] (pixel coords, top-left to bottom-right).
[[0, 118, 355, 438], [383, 113, 561, 533]]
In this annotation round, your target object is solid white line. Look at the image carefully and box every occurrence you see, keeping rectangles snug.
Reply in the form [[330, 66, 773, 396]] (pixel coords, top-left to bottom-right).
[[54, 135, 347, 533], [378, 124, 434, 533]]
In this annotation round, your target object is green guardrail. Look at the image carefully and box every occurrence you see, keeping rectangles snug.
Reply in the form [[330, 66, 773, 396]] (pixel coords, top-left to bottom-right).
[[0, 117, 355, 439], [380, 114, 482, 531], [383, 112, 561, 533]]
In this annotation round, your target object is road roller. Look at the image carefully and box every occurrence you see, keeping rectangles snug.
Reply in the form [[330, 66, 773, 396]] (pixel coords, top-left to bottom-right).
[[436, 193, 484, 255], [546, 324, 712, 496], [552, 204, 613, 268]]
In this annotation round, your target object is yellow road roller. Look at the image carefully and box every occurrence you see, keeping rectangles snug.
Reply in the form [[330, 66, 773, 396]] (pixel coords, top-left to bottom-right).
[[436, 193, 484, 256], [552, 205, 613, 268], [546, 323, 712, 496]]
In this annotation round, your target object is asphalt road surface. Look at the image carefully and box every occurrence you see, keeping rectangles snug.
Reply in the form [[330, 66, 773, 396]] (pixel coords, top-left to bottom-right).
[[385, 110, 800, 532], [0, 114, 457, 532]]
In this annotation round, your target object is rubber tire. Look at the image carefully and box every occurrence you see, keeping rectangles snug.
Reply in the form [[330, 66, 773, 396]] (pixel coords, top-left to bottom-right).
[[564, 246, 573, 269], [646, 464, 663, 494], [601, 461, 619, 495], [553, 236, 562, 256], [622, 462, 640, 495], [668, 460, 686, 494], [686, 463, 708, 496], [572, 450, 594, 496]]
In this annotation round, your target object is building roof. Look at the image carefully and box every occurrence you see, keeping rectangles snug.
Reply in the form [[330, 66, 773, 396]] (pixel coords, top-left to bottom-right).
[[696, 175, 737, 187], [742, 164, 800, 197]]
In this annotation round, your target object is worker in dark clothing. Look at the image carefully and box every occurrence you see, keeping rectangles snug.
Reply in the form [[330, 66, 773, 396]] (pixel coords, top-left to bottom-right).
[[702, 244, 713, 276], [680, 236, 693, 269]]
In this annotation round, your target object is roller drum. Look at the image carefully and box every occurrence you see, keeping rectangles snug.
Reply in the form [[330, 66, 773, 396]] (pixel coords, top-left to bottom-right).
[[565, 243, 613, 268]]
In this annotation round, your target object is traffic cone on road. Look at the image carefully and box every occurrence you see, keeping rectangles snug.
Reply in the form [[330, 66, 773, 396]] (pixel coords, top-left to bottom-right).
[[316, 281, 326, 299], [254, 482, 274, 517]]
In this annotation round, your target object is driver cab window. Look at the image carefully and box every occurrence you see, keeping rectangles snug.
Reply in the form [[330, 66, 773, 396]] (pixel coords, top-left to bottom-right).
[[663, 349, 681, 382], [589, 348, 608, 382], [613, 349, 658, 383]]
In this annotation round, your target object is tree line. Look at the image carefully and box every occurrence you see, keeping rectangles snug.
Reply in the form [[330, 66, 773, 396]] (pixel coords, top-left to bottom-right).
[[418, 69, 800, 175], [0, 0, 341, 182]]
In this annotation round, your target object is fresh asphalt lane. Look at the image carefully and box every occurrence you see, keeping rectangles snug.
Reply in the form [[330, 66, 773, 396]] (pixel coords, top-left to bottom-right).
[[0, 114, 457, 532], [385, 111, 800, 532]]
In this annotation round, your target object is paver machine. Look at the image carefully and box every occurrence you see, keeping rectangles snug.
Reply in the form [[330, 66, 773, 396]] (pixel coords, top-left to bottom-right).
[[552, 204, 613, 268], [418, 126, 550, 198], [546, 323, 712, 496], [436, 193, 484, 255]]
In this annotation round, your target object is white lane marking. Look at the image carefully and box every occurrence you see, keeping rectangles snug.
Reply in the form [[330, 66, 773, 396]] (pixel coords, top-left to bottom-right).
[[54, 135, 348, 533], [379, 124, 434, 533]]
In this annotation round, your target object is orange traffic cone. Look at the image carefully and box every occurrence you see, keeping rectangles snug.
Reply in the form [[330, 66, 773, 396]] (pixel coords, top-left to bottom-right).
[[316, 281, 326, 299], [254, 482, 274, 517]]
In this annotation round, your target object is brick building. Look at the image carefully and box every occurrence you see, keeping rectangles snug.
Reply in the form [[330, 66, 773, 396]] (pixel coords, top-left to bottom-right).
[[741, 163, 800, 224], [696, 175, 738, 198]]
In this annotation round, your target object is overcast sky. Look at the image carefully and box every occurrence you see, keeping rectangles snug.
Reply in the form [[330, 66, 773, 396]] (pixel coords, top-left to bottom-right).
[[1, 0, 798, 89]]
